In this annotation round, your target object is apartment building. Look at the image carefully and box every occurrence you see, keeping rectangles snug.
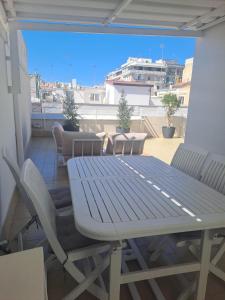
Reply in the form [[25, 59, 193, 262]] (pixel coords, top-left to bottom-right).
[[107, 57, 166, 90]]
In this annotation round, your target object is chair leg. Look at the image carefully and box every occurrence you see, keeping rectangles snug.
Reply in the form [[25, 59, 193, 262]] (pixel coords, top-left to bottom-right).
[[93, 254, 107, 291], [210, 264, 225, 282], [122, 259, 141, 300], [177, 280, 197, 300], [211, 238, 225, 266], [188, 243, 200, 259], [64, 258, 109, 300], [208, 238, 225, 283], [45, 254, 57, 271], [17, 232, 23, 251], [149, 236, 169, 262]]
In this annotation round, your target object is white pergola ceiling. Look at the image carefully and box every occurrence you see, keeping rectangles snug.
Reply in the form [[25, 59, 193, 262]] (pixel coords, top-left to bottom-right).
[[1, 0, 225, 36]]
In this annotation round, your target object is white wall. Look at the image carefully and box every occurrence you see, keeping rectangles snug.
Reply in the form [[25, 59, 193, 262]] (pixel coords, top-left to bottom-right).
[[18, 31, 31, 152], [0, 24, 17, 230], [106, 83, 151, 106], [0, 23, 31, 231], [185, 21, 225, 155]]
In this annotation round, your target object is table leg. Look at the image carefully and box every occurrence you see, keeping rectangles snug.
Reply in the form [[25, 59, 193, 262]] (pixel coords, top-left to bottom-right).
[[109, 242, 122, 300], [196, 230, 212, 300]]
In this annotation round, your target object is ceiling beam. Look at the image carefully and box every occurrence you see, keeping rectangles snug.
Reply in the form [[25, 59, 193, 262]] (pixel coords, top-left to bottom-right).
[[128, 3, 209, 16], [16, 10, 195, 24], [142, 0, 225, 9], [180, 4, 225, 29], [15, 13, 183, 29], [103, 0, 133, 24], [14, 1, 209, 17], [116, 11, 194, 22], [0, 0, 7, 24], [197, 16, 225, 30], [17, 21, 202, 37], [14, 4, 108, 18], [15, 0, 114, 10], [4, 0, 16, 18]]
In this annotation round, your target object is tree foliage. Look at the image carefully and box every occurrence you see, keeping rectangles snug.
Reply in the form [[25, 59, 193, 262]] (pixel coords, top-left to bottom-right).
[[63, 92, 79, 129], [117, 90, 134, 130], [161, 93, 180, 127]]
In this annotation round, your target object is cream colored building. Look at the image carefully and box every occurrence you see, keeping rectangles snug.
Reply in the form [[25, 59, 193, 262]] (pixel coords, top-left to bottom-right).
[[173, 58, 193, 106], [74, 85, 105, 104]]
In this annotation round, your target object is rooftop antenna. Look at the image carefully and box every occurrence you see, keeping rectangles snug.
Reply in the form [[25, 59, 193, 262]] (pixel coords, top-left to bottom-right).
[[160, 44, 164, 61], [92, 64, 96, 86], [160, 44, 165, 87]]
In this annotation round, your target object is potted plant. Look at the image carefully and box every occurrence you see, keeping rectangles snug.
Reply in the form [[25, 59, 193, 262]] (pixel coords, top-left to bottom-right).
[[161, 93, 180, 138], [116, 90, 134, 133], [63, 93, 80, 131]]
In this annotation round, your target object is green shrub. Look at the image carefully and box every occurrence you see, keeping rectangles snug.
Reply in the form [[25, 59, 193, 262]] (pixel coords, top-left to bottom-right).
[[161, 93, 180, 127], [117, 91, 134, 130]]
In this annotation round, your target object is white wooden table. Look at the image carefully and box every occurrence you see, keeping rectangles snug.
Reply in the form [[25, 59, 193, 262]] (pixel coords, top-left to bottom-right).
[[67, 156, 225, 300]]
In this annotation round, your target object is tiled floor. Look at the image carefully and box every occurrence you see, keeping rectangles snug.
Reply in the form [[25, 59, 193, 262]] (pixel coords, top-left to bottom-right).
[[25, 137, 225, 300], [26, 137, 68, 189]]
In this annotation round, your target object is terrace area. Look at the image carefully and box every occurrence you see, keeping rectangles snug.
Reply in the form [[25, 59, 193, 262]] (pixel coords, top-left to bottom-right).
[[25, 137, 225, 300], [0, 0, 225, 300]]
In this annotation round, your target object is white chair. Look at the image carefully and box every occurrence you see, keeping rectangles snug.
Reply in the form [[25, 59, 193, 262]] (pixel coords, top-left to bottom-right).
[[52, 122, 64, 165], [149, 144, 208, 260], [198, 153, 225, 282], [171, 143, 208, 179], [2, 148, 72, 212], [21, 158, 111, 300], [2, 148, 36, 218], [72, 138, 104, 157], [154, 153, 225, 285], [2, 148, 72, 250], [106, 133, 147, 156], [200, 153, 225, 194], [62, 131, 105, 161], [168, 153, 225, 297]]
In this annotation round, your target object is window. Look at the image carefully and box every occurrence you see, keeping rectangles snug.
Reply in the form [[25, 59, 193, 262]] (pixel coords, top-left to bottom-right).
[[137, 75, 142, 80], [179, 96, 184, 105], [90, 93, 100, 101]]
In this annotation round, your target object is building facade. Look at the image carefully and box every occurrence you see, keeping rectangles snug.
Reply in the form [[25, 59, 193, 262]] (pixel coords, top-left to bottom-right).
[[74, 85, 105, 104], [105, 80, 152, 106], [161, 59, 184, 86], [173, 58, 193, 106], [107, 57, 166, 91]]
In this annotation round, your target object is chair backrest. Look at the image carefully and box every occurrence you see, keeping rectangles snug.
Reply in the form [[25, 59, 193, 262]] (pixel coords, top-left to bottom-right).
[[171, 143, 208, 179], [200, 153, 225, 195], [52, 122, 64, 151], [62, 131, 103, 159], [21, 159, 67, 263], [106, 133, 147, 155], [72, 139, 104, 157], [2, 148, 36, 218]]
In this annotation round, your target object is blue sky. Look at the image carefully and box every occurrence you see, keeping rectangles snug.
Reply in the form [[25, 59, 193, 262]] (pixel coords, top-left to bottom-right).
[[22, 31, 196, 86]]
